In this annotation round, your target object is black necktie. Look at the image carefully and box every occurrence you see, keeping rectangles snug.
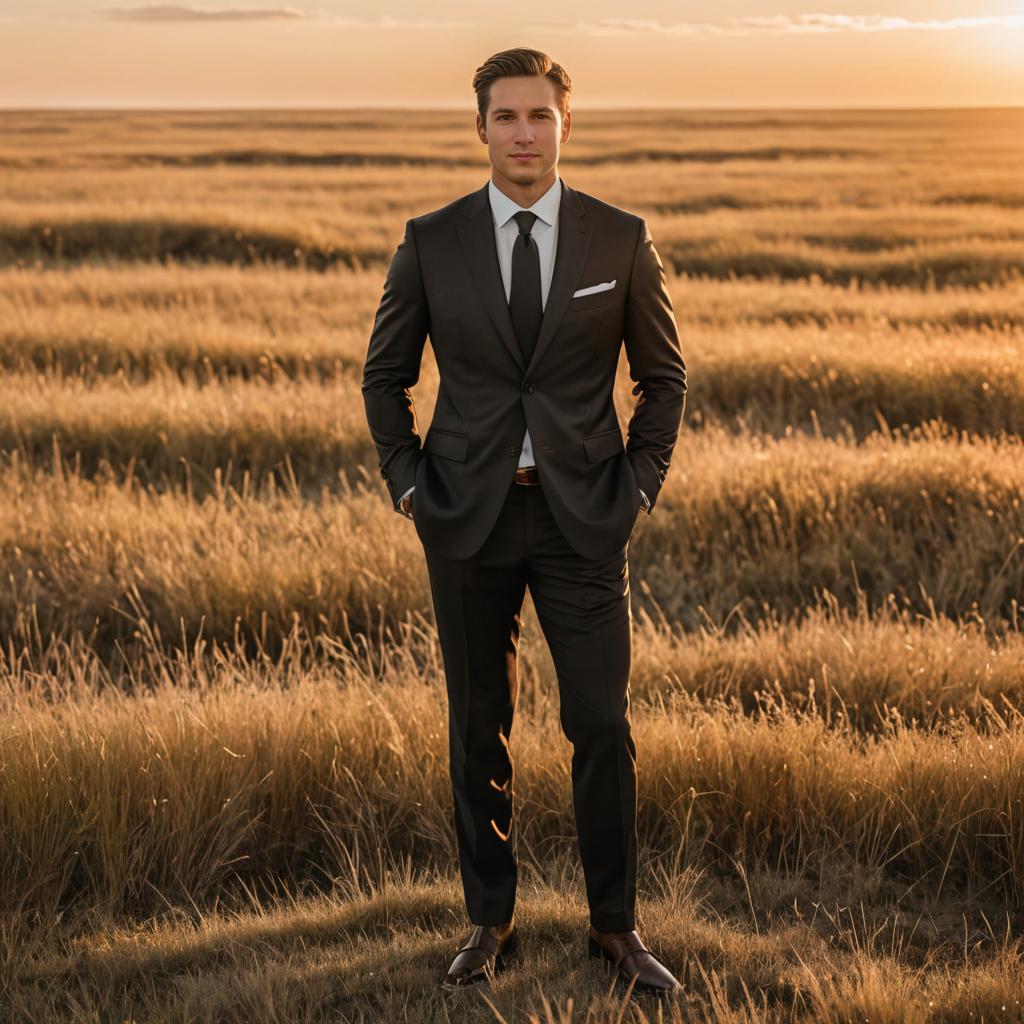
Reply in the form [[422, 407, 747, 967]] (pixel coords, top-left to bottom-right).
[[509, 210, 543, 366]]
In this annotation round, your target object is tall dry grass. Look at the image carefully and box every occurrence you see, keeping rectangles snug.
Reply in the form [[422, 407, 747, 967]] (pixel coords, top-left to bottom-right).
[[1, 420, 1022, 653], [4, 107, 1024, 1021], [4, 612, 1024, 1020], [4, 609, 1024, 931]]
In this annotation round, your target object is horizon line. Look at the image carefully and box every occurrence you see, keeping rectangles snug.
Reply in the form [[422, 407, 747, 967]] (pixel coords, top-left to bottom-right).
[[2, 102, 1023, 112]]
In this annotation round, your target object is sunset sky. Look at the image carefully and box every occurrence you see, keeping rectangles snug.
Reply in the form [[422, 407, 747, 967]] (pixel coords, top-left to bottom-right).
[[1, 1, 1023, 108]]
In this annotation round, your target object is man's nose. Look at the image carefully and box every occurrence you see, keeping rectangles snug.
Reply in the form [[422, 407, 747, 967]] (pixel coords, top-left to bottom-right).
[[513, 120, 534, 143]]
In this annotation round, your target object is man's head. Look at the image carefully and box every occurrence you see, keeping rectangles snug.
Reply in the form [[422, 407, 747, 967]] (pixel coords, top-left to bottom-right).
[[473, 47, 572, 195]]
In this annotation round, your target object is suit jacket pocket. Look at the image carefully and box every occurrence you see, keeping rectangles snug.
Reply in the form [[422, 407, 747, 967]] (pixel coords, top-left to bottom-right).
[[569, 289, 616, 312], [582, 427, 625, 463], [424, 427, 470, 462]]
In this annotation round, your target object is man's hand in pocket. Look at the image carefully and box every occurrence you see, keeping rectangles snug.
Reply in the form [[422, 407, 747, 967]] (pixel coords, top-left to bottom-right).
[[398, 492, 414, 520]]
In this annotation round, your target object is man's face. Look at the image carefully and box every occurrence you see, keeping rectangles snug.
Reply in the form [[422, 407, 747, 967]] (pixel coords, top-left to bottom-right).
[[476, 75, 570, 187]]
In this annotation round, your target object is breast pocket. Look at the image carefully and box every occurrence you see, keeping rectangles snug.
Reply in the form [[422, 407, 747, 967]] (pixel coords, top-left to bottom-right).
[[569, 289, 617, 313]]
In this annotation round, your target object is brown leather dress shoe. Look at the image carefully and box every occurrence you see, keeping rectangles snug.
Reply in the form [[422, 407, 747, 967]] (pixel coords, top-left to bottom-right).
[[441, 924, 518, 989], [587, 927, 682, 996]]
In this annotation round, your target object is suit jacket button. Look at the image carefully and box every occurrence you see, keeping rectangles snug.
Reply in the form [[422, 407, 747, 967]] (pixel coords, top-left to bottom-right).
[[508, 446, 518, 456], [525, 382, 535, 393]]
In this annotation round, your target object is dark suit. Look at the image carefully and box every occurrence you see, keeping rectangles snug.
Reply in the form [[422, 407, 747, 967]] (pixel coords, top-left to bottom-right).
[[362, 177, 686, 932]]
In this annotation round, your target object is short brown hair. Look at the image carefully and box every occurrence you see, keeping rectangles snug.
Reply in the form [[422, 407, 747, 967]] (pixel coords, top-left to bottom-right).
[[472, 47, 572, 123]]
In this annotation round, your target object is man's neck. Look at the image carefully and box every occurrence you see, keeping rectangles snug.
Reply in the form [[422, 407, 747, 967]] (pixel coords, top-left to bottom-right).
[[490, 168, 558, 209]]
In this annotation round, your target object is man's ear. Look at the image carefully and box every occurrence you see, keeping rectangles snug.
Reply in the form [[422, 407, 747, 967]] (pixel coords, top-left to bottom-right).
[[561, 110, 571, 143], [476, 114, 487, 143]]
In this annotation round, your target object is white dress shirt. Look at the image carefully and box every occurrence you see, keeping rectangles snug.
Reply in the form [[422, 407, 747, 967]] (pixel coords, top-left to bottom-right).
[[486, 173, 562, 470], [397, 175, 648, 513]]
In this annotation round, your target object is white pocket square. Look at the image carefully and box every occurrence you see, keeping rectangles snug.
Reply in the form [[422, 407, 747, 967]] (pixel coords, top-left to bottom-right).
[[572, 279, 616, 298]]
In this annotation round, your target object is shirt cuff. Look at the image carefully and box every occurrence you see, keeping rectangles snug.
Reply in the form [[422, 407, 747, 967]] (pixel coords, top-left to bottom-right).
[[395, 484, 415, 512]]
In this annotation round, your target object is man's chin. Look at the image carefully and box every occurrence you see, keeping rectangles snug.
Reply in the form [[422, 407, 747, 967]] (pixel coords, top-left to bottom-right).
[[503, 162, 547, 182]]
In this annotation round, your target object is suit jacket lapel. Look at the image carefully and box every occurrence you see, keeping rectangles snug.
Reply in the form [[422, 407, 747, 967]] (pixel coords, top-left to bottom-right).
[[457, 182, 525, 372], [528, 181, 591, 378], [457, 178, 591, 376]]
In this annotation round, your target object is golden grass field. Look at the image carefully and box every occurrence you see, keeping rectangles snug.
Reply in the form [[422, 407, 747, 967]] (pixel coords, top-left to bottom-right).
[[2, 107, 1024, 1022]]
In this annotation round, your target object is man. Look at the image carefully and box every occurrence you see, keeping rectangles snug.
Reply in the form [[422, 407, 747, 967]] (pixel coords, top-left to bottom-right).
[[361, 47, 686, 997]]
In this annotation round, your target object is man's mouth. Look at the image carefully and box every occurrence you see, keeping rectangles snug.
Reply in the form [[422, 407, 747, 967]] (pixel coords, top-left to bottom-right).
[[511, 154, 538, 161]]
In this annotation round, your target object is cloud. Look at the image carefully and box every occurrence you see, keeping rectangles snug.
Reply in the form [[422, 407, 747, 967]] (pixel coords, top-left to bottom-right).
[[94, 7, 1024, 34], [577, 13, 1024, 37], [329, 15, 474, 29], [100, 5, 316, 21], [98, 5, 471, 27]]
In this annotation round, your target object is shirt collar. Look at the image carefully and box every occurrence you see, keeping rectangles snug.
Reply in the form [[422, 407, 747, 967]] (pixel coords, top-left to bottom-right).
[[488, 174, 562, 230]]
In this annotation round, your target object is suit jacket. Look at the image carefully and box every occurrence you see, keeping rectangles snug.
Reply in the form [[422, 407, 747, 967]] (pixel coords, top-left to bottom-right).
[[361, 177, 687, 561]]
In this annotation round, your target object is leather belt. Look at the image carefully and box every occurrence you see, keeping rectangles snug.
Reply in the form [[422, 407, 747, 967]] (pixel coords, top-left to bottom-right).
[[513, 466, 540, 485]]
